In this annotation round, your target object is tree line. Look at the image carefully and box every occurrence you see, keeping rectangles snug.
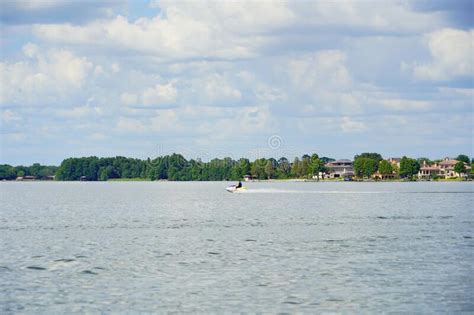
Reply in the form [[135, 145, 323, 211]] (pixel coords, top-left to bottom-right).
[[0, 163, 57, 180], [1, 154, 332, 181], [0, 153, 471, 181], [52, 154, 334, 181]]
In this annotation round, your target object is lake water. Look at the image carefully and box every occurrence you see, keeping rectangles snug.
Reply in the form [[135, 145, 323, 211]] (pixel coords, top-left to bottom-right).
[[1, 181, 473, 313]]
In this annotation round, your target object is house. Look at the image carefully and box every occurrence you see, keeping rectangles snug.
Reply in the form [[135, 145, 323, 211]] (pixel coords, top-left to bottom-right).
[[418, 158, 471, 179], [438, 158, 460, 178], [388, 158, 401, 168], [418, 162, 443, 179], [325, 159, 354, 179]]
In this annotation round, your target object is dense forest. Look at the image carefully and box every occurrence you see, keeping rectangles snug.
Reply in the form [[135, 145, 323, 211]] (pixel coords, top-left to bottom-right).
[[0, 153, 471, 181]]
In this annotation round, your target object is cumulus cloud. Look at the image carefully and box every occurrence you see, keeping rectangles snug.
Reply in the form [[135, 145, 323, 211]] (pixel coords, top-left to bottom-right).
[[121, 82, 178, 107], [30, 1, 443, 64], [285, 50, 365, 114], [0, 44, 93, 106], [413, 28, 474, 80], [288, 50, 352, 91], [142, 82, 177, 106], [203, 74, 242, 104]]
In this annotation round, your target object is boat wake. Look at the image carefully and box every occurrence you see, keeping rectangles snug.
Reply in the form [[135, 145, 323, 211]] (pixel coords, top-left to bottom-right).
[[234, 189, 472, 194]]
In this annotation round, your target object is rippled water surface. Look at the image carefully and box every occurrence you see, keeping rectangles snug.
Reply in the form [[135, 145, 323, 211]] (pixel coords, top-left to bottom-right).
[[1, 181, 473, 312]]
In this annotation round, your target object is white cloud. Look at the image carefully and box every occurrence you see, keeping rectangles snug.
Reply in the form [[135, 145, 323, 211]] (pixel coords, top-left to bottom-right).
[[113, 82, 179, 107], [256, 85, 286, 102], [382, 99, 433, 111], [22, 42, 39, 58], [286, 50, 364, 114], [1, 110, 21, 123], [111, 62, 120, 73], [0, 44, 93, 106], [340, 116, 367, 133], [204, 74, 241, 103], [57, 105, 102, 118], [94, 65, 105, 76], [150, 109, 179, 132], [142, 82, 177, 106], [120, 92, 138, 106], [30, 1, 442, 65], [116, 117, 147, 133], [288, 50, 352, 91], [413, 28, 474, 81], [292, 1, 443, 34]]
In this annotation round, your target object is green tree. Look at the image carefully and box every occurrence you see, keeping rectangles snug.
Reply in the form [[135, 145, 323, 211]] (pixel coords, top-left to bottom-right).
[[320, 157, 335, 164], [399, 156, 420, 178], [456, 154, 470, 164], [309, 154, 325, 179], [354, 153, 383, 163], [378, 160, 393, 175], [454, 161, 466, 176], [417, 157, 432, 165], [300, 155, 310, 178], [276, 157, 291, 178], [291, 157, 301, 178], [265, 160, 275, 179], [354, 157, 378, 178], [0, 164, 16, 180]]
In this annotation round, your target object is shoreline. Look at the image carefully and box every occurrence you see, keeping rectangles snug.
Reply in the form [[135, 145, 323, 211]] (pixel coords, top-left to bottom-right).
[[2, 178, 472, 183]]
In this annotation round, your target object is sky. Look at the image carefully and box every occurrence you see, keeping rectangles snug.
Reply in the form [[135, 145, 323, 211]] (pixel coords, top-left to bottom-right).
[[0, 0, 473, 165]]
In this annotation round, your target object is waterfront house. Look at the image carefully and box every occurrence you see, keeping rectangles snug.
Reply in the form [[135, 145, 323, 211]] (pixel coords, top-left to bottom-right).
[[418, 158, 471, 179], [438, 158, 460, 177], [418, 162, 443, 179], [325, 159, 355, 179]]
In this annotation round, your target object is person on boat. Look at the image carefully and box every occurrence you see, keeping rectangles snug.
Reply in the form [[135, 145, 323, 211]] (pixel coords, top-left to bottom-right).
[[236, 181, 242, 188]]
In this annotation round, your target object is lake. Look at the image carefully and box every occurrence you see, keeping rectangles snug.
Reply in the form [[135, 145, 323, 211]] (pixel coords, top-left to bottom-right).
[[1, 181, 473, 313]]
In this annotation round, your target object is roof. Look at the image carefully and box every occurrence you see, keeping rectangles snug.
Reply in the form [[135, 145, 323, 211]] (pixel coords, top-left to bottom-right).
[[327, 159, 353, 165], [439, 159, 459, 166], [420, 166, 441, 171]]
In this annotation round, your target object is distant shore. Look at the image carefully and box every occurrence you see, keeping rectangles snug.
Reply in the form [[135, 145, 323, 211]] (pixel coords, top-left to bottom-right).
[[3, 178, 472, 183]]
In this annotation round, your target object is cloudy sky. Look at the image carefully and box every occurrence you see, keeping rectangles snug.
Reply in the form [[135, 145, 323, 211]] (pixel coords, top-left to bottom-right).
[[1, 0, 473, 165]]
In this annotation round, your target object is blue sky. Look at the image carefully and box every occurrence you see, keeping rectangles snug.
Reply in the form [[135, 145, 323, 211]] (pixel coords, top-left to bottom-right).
[[1, 0, 473, 165]]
